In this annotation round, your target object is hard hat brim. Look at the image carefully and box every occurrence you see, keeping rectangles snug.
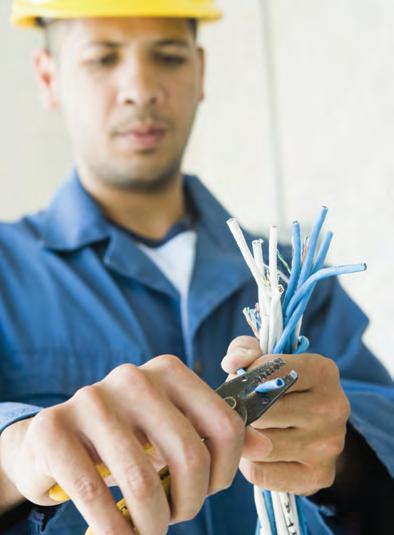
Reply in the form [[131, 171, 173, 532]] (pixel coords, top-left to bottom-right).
[[11, 3, 223, 28]]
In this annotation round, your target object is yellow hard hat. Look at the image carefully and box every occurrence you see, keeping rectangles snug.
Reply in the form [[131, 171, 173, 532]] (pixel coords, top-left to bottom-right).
[[11, 0, 223, 28]]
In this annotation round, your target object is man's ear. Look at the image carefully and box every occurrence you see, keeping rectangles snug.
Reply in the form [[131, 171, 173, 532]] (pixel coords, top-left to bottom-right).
[[197, 46, 205, 102], [33, 49, 60, 111]]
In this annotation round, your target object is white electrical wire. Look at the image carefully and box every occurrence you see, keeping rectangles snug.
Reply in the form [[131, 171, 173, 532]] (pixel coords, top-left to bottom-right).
[[228, 210, 365, 535], [278, 493, 300, 535], [228, 217, 301, 535], [272, 492, 290, 534], [260, 315, 270, 355], [254, 486, 273, 535], [267, 226, 284, 352], [227, 219, 269, 309], [252, 239, 265, 274], [252, 239, 271, 354], [252, 239, 271, 317], [268, 288, 282, 352]]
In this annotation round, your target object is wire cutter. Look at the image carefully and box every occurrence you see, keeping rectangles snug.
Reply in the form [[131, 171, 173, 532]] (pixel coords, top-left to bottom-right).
[[49, 357, 298, 534], [216, 357, 298, 425]]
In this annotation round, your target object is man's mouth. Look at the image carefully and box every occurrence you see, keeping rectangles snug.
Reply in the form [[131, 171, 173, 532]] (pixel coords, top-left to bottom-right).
[[115, 123, 168, 150]]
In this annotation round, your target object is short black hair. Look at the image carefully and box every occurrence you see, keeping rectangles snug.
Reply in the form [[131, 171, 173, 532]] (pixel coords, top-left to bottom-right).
[[37, 17, 65, 53], [188, 18, 198, 38]]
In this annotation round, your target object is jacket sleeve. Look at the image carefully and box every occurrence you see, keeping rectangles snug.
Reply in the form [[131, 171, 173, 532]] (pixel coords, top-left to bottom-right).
[[303, 276, 394, 477], [0, 403, 41, 434]]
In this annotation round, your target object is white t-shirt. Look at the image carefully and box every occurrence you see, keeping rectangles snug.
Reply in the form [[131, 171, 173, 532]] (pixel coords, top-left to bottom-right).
[[138, 230, 197, 338]]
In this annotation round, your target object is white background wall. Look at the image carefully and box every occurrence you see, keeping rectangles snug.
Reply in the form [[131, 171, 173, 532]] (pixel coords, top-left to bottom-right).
[[1, 0, 393, 374]]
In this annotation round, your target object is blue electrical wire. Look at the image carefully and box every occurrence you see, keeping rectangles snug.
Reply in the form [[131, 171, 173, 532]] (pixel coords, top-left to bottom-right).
[[278, 288, 313, 354], [255, 377, 285, 393], [232, 207, 366, 535], [263, 490, 278, 535], [274, 265, 366, 355], [283, 231, 333, 354], [296, 206, 328, 289], [294, 335, 310, 354], [285, 263, 366, 322], [283, 230, 334, 353], [312, 231, 333, 273], [282, 221, 301, 311]]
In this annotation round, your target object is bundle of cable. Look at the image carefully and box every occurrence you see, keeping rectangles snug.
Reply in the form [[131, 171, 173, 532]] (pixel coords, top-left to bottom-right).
[[227, 206, 366, 535]]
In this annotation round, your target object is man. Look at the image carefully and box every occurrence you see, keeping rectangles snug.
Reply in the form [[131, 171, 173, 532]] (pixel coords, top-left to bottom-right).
[[0, 1, 392, 534]]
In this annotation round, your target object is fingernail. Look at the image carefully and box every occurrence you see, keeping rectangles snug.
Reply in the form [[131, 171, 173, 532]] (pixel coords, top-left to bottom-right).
[[224, 348, 252, 361], [262, 439, 273, 457], [256, 431, 273, 457], [221, 357, 237, 374], [230, 348, 247, 356]]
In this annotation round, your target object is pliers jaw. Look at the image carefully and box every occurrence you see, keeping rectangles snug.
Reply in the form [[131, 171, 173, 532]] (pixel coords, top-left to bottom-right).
[[216, 358, 298, 426]]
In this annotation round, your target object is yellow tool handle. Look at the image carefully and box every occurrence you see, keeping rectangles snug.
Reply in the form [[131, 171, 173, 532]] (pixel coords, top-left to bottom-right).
[[49, 463, 111, 502], [48, 445, 171, 535], [85, 466, 171, 535]]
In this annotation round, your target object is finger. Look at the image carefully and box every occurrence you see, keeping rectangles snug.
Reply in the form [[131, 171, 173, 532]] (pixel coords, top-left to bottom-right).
[[105, 363, 211, 524], [251, 391, 317, 429], [239, 458, 335, 495], [221, 336, 262, 374], [75, 401, 170, 535], [227, 336, 261, 354], [242, 427, 273, 460], [143, 356, 244, 497], [43, 426, 134, 535], [1, 418, 58, 507], [244, 353, 323, 393], [243, 427, 318, 463]]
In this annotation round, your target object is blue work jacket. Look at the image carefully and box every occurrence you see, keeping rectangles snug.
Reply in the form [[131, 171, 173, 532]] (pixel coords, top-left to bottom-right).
[[0, 172, 393, 535]]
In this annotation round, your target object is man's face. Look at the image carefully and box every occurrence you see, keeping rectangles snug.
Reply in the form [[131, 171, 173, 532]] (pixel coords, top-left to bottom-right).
[[37, 17, 204, 192]]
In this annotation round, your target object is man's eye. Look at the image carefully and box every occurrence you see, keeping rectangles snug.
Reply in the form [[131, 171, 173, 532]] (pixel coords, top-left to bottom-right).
[[156, 54, 187, 66], [91, 54, 118, 67]]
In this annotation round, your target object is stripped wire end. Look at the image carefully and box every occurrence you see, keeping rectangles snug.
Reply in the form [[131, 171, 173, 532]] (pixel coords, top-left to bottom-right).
[[243, 307, 261, 338]]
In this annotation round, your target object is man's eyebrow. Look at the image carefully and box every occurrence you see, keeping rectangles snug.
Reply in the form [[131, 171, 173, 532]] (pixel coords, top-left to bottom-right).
[[82, 38, 191, 50], [154, 39, 191, 48], [83, 41, 123, 49]]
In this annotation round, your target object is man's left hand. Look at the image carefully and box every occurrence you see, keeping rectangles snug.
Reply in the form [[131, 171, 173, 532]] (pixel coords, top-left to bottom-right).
[[221, 336, 351, 496]]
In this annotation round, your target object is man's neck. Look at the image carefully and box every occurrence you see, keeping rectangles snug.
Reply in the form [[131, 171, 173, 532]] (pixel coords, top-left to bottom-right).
[[78, 170, 186, 240]]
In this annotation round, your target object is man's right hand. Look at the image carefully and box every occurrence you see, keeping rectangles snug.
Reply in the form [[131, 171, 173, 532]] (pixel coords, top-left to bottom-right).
[[0, 355, 244, 535]]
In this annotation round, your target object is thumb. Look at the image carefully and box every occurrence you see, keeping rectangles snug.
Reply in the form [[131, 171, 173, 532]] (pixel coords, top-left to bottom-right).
[[221, 338, 263, 374]]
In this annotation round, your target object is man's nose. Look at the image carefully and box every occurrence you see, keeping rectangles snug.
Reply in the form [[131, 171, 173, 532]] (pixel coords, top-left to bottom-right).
[[116, 58, 165, 108]]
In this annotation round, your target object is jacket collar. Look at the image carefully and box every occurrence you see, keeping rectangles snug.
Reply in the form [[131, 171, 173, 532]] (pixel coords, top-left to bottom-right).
[[41, 169, 110, 251], [41, 170, 251, 256], [40, 170, 252, 308], [40, 169, 256, 350]]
